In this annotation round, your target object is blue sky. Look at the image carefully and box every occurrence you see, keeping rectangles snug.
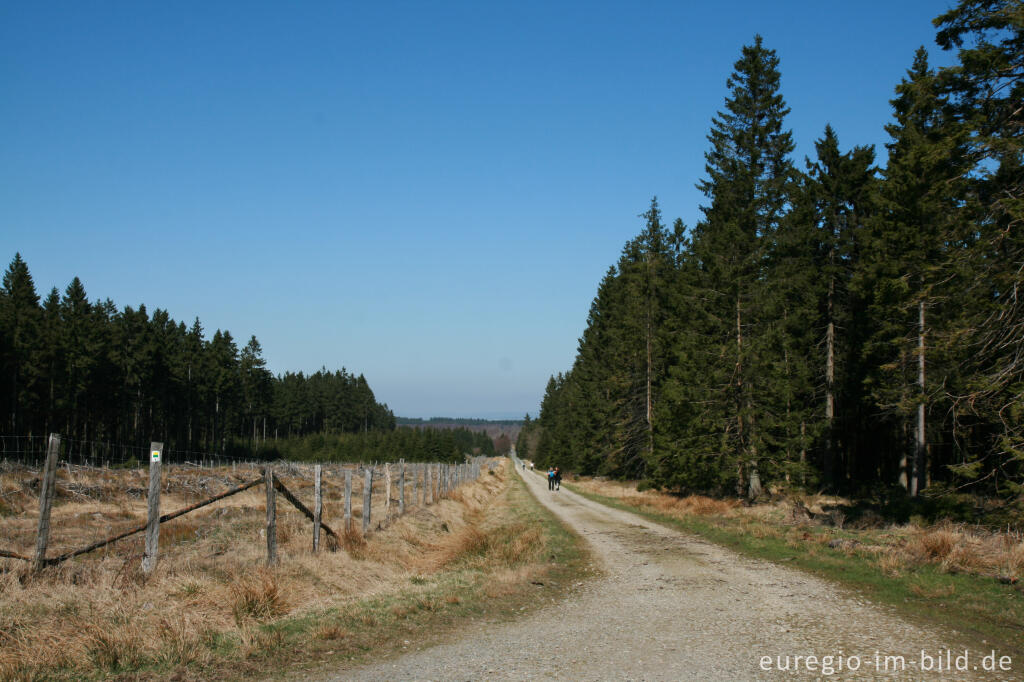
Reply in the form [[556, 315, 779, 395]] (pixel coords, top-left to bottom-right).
[[1, 1, 958, 419]]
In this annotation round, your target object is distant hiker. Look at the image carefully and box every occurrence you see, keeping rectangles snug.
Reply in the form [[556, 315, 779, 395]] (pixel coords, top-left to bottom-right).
[[547, 467, 555, 490], [554, 467, 562, 491]]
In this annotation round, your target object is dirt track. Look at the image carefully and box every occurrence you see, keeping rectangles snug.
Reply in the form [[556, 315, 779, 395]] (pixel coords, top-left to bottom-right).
[[334, 461, 1010, 680]]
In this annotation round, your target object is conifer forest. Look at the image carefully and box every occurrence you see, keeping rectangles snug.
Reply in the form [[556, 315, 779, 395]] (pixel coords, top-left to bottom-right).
[[0, 256, 405, 457], [522, 2, 1023, 500], [0, 254, 499, 463]]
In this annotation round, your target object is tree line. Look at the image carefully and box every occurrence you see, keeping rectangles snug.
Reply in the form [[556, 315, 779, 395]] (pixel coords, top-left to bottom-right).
[[523, 1, 1022, 500], [263, 427, 495, 464], [0, 259, 396, 456]]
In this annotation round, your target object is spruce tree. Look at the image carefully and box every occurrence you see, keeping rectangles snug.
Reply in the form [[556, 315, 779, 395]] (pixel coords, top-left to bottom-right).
[[609, 198, 675, 477], [0, 254, 41, 434], [863, 48, 970, 495], [934, 0, 1024, 492], [799, 126, 877, 488], [688, 35, 796, 497], [240, 335, 272, 445]]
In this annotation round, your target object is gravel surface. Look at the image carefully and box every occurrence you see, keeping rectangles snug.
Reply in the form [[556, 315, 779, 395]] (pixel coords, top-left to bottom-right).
[[326, 463, 1014, 680]]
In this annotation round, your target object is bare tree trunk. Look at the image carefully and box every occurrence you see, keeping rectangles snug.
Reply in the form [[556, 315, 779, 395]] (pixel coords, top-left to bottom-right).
[[800, 421, 807, 486], [736, 292, 745, 495], [646, 313, 654, 460], [911, 299, 927, 496], [748, 412, 761, 500], [825, 274, 836, 488], [748, 461, 762, 499], [644, 246, 656, 467]]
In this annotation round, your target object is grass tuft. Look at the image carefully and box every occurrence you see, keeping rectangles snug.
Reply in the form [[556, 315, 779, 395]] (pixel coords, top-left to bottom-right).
[[231, 569, 285, 624]]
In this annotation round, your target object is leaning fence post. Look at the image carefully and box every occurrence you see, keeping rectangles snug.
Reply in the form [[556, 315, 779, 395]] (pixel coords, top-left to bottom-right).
[[344, 468, 353, 532], [33, 433, 61, 571], [362, 466, 373, 534], [313, 464, 323, 552], [265, 466, 277, 565], [142, 442, 163, 574], [398, 459, 405, 516]]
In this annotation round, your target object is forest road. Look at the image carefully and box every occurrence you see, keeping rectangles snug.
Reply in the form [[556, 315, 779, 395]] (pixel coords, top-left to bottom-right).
[[331, 462, 1001, 681]]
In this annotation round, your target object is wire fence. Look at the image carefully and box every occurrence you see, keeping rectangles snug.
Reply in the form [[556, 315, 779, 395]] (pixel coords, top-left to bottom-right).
[[0, 433, 496, 574]]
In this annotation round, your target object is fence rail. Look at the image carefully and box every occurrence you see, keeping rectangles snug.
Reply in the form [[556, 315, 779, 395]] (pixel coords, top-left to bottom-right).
[[0, 433, 493, 573]]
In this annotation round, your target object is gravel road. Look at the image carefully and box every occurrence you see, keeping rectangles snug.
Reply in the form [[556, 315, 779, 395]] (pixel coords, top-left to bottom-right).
[[330, 462, 1013, 680]]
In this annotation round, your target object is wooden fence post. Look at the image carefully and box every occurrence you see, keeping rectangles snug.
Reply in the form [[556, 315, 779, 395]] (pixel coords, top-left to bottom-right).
[[398, 459, 405, 516], [265, 466, 277, 565], [403, 456, 411, 503], [344, 468, 353, 532], [383, 463, 392, 521], [142, 442, 163, 574], [313, 464, 322, 552], [362, 466, 373, 534], [33, 433, 61, 571]]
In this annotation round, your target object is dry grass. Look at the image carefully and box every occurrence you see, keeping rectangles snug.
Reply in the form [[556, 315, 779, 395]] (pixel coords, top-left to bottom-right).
[[569, 476, 1024, 583], [0, 459, 521, 680], [875, 549, 909, 578], [231, 569, 286, 624], [571, 477, 740, 519]]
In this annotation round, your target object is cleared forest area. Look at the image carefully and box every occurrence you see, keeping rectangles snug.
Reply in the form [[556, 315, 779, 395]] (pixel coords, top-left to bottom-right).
[[0, 458, 580, 680]]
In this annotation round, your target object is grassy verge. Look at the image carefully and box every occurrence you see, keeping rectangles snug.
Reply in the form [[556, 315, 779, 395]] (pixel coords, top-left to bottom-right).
[[252, 469, 592, 681], [0, 462, 591, 681], [564, 478, 1024, 659]]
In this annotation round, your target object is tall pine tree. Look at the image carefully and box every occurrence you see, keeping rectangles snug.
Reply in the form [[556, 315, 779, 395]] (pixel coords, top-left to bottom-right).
[[684, 35, 796, 497]]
